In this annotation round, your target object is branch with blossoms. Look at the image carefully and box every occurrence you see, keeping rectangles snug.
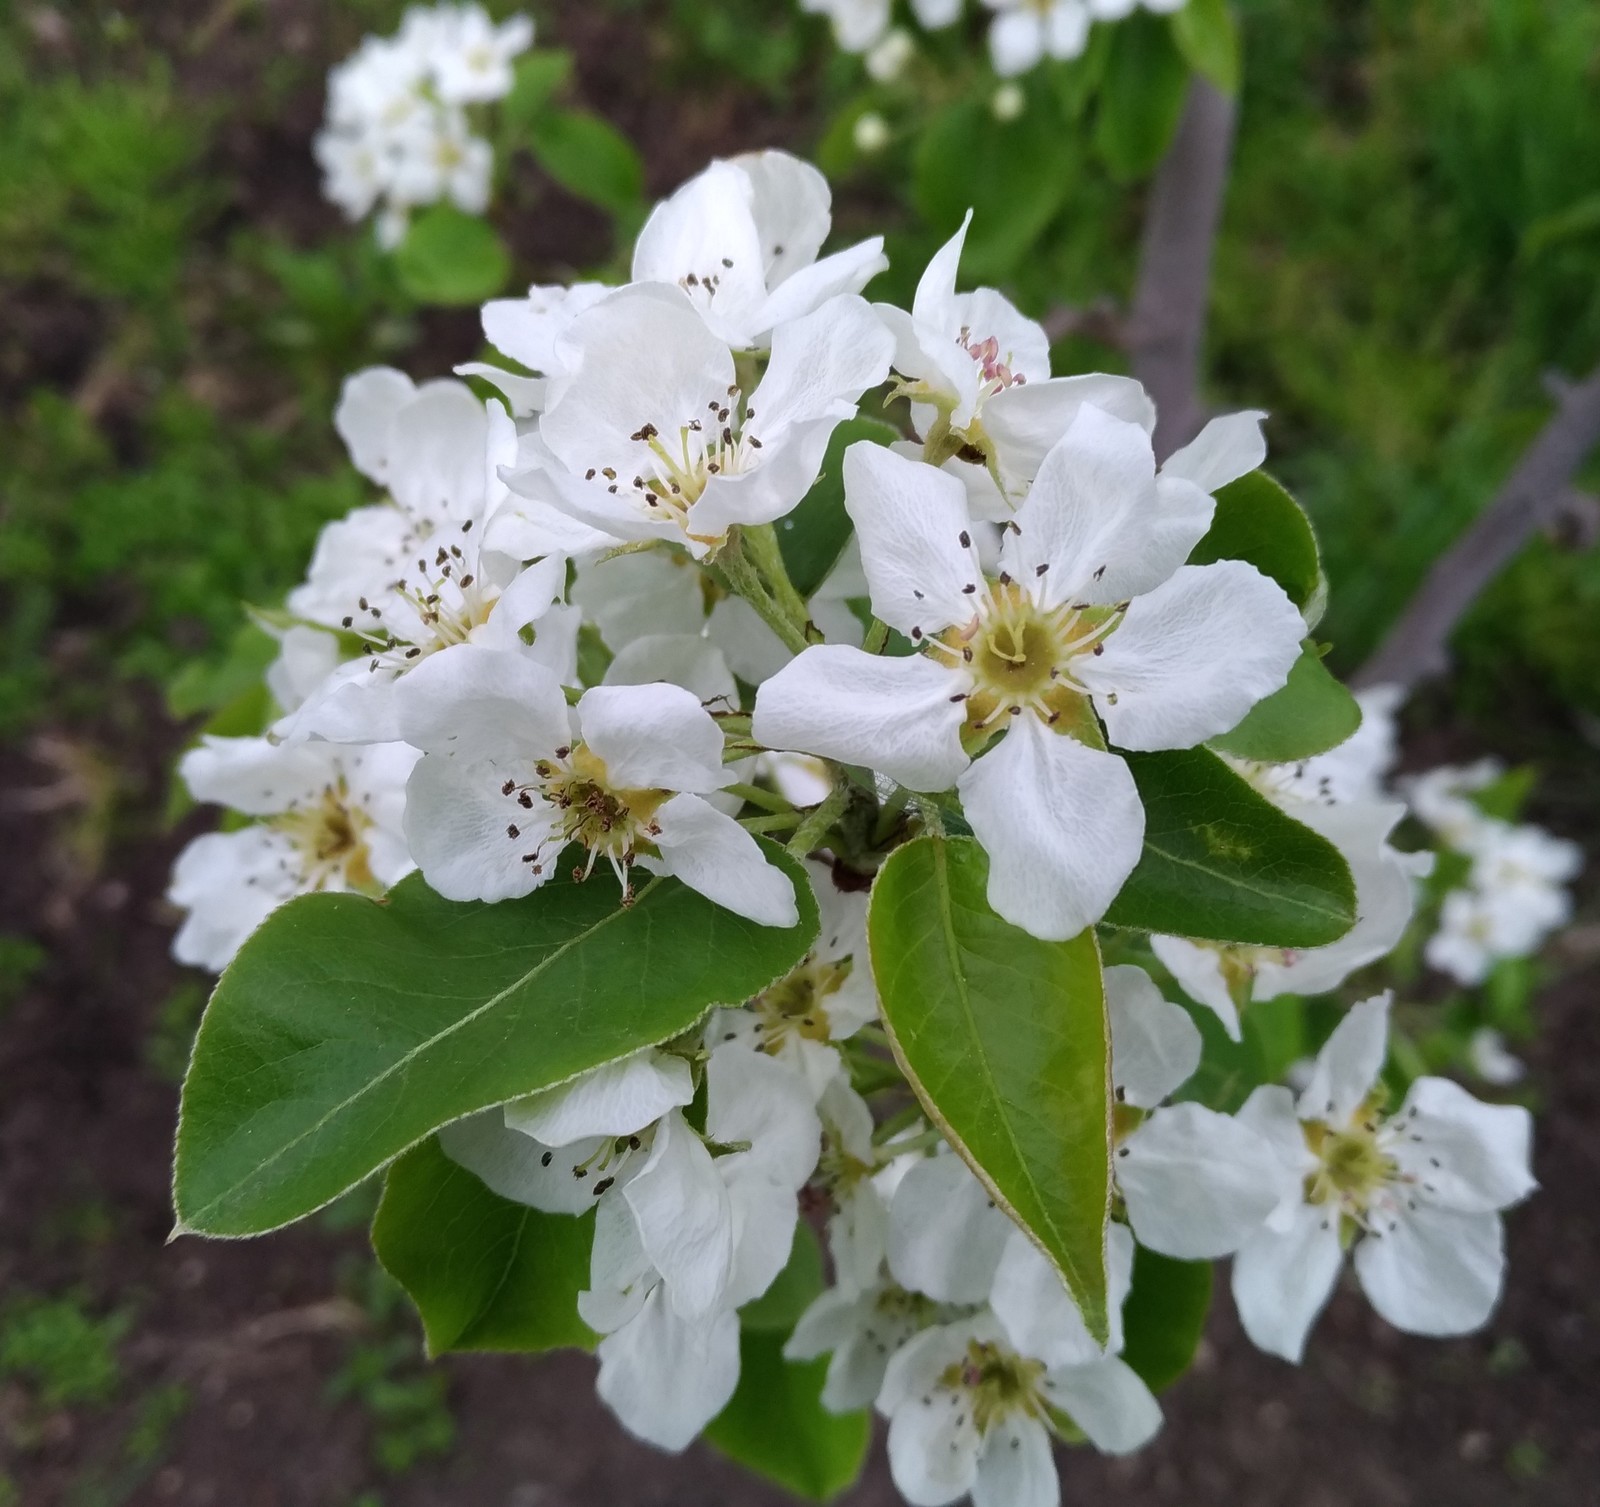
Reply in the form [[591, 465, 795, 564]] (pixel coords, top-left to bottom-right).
[[163, 127, 1560, 1507]]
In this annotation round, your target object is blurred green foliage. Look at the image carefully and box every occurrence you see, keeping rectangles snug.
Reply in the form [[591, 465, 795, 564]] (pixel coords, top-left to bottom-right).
[[0, 1292, 131, 1410]]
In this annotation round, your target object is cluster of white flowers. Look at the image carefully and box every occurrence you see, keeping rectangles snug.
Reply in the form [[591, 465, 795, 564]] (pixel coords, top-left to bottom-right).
[[1405, 761, 1583, 987], [314, 4, 534, 249], [166, 147, 1544, 1503], [800, 0, 1190, 80]]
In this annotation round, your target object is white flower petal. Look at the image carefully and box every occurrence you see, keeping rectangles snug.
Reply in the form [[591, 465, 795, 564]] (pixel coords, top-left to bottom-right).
[[1231, 1201, 1344, 1362], [577, 682, 728, 794], [436, 1111, 606, 1216], [844, 443, 984, 637], [990, 1223, 1131, 1369], [982, 374, 1157, 485], [393, 643, 570, 761], [887, 1383, 983, 1507], [503, 1051, 694, 1147], [988, 10, 1045, 77], [1081, 562, 1305, 751], [1119, 1103, 1291, 1259], [403, 754, 561, 903], [754, 644, 970, 793], [749, 295, 893, 439], [1298, 993, 1391, 1125], [973, 1413, 1058, 1507], [1148, 934, 1240, 1040], [958, 719, 1144, 940], [604, 633, 738, 708], [1353, 1205, 1505, 1337], [649, 794, 799, 928], [1043, 1356, 1162, 1455], [1160, 410, 1268, 494], [888, 1155, 1010, 1303], [707, 1041, 822, 1190], [1388, 1077, 1535, 1213], [1105, 963, 1201, 1108], [624, 1110, 734, 1322], [334, 366, 417, 483], [594, 1286, 741, 1452], [385, 379, 489, 521]]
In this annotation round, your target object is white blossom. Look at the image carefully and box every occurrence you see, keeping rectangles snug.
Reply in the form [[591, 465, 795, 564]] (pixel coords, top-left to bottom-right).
[[168, 738, 417, 971], [984, 0, 1092, 76], [507, 285, 892, 559], [754, 420, 1304, 939], [1231, 995, 1535, 1361], [631, 151, 888, 350], [395, 646, 799, 926]]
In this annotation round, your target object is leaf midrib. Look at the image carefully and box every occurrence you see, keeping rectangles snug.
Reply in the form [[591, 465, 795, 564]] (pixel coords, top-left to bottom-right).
[[1138, 834, 1347, 923], [178, 877, 663, 1230]]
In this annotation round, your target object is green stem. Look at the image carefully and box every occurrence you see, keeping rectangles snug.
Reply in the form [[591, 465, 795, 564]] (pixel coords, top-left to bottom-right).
[[743, 523, 813, 637], [718, 540, 809, 655], [912, 796, 946, 838], [724, 782, 796, 815], [740, 812, 804, 834], [786, 778, 852, 858], [863, 618, 890, 655]]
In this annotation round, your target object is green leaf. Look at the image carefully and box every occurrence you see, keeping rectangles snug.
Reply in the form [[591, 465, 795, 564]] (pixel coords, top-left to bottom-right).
[[913, 92, 1076, 281], [1120, 1246, 1212, 1392], [1469, 765, 1536, 823], [500, 48, 574, 137], [372, 1138, 594, 1356], [777, 417, 898, 598], [1094, 14, 1190, 182], [174, 852, 818, 1237], [1189, 470, 1325, 623], [166, 622, 277, 719], [705, 1329, 870, 1502], [529, 109, 644, 215], [1179, 993, 1308, 1112], [394, 204, 511, 306], [1104, 748, 1357, 947], [869, 836, 1112, 1343], [1170, 0, 1241, 95], [1208, 643, 1361, 762], [740, 1223, 825, 1333]]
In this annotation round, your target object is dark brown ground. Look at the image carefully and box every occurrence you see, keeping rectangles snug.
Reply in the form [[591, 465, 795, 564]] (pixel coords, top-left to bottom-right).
[[3, 2, 1598, 1504]]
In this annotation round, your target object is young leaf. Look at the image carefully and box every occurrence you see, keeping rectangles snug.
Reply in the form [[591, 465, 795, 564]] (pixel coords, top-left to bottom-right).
[[529, 108, 644, 215], [869, 836, 1113, 1344], [394, 205, 511, 306], [372, 1137, 594, 1356], [1104, 747, 1357, 947], [174, 852, 818, 1237], [913, 94, 1077, 281], [705, 1329, 871, 1503], [1171, 0, 1241, 96], [1120, 1246, 1213, 1392], [500, 48, 574, 137], [1189, 470, 1325, 621], [1208, 643, 1362, 762], [1094, 14, 1190, 183], [777, 417, 899, 598]]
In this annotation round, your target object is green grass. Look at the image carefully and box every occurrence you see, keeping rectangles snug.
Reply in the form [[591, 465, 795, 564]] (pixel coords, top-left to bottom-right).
[[0, 1293, 132, 1410]]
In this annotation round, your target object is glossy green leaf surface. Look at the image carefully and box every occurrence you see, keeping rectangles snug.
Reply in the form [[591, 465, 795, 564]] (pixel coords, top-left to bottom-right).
[[394, 205, 510, 306], [373, 1137, 594, 1357], [174, 852, 817, 1237], [1209, 642, 1362, 763], [1120, 1246, 1213, 1392], [869, 836, 1112, 1343], [705, 1329, 870, 1503], [1189, 470, 1325, 620], [1104, 748, 1357, 946]]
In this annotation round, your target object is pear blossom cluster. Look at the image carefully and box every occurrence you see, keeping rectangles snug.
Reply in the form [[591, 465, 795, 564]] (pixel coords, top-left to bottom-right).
[[315, 4, 534, 249], [164, 146, 1550, 1504], [1407, 760, 1583, 986], [798, 0, 1191, 80]]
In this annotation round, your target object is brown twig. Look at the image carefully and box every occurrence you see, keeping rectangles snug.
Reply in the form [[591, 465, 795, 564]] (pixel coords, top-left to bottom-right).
[[1126, 79, 1238, 461], [1354, 364, 1600, 693]]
